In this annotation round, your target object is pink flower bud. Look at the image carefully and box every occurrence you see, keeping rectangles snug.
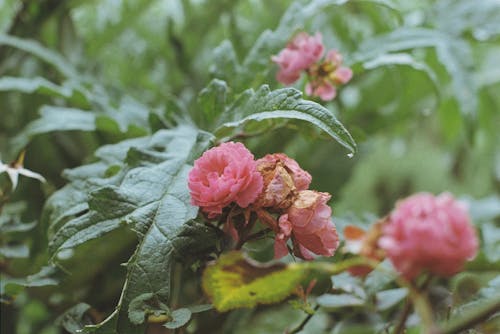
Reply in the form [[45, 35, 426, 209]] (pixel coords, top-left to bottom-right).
[[276, 190, 339, 259], [255, 153, 312, 209], [379, 192, 479, 280], [188, 142, 263, 218]]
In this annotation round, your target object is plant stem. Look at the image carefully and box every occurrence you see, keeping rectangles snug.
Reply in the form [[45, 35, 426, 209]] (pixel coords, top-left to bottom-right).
[[437, 297, 500, 334], [408, 284, 437, 334], [393, 298, 412, 334], [288, 305, 320, 334]]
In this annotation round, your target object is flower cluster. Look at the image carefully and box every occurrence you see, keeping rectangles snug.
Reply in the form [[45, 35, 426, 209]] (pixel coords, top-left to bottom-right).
[[188, 142, 339, 260], [272, 32, 352, 101]]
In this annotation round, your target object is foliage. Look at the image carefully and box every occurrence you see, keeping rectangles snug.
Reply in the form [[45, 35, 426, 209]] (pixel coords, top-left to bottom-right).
[[1, 0, 499, 333]]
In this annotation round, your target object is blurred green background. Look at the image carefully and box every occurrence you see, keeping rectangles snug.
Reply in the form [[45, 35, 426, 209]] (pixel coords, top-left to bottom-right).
[[1, 0, 499, 333]]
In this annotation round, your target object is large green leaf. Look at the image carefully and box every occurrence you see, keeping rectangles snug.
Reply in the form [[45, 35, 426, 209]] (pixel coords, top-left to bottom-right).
[[45, 126, 220, 333], [215, 85, 356, 153]]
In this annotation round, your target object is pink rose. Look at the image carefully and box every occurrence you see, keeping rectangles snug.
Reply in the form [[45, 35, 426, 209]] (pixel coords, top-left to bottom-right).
[[255, 153, 312, 209], [276, 190, 339, 260], [272, 32, 325, 85], [188, 142, 263, 218], [379, 192, 479, 280]]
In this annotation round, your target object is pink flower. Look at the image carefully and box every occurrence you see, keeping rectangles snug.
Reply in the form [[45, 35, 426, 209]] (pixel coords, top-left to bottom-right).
[[305, 81, 337, 101], [276, 190, 339, 260], [332, 67, 353, 85], [272, 32, 324, 85], [325, 50, 343, 66], [272, 49, 303, 85], [379, 192, 479, 280], [287, 32, 324, 65], [304, 49, 353, 101], [188, 142, 263, 218]]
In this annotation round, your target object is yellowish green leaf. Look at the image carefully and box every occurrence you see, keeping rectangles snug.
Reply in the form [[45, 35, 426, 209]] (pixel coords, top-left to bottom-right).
[[202, 251, 306, 312]]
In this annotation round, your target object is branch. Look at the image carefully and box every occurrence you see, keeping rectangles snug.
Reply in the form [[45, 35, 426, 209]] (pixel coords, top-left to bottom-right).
[[287, 304, 320, 334]]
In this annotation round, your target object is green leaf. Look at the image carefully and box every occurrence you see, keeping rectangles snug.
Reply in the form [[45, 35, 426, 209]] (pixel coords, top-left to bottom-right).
[[163, 308, 192, 329], [45, 126, 219, 333], [0, 76, 71, 97], [330, 273, 366, 299], [12, 106, 96, 152], [316, 293, 365, 308], [362, 53, 439, 93], [354, 27, 477, 117], [0, 34, 78, 78], [481, 222, 500, 263], [128, 293, 169, 325], [188, 304, 213, 313], [375, 288, 407, 311], [0, 244, 29, 258], [56, 303, 92, 334], [215, 85, 356, 153], [209, 40, 240, 83], [1, 266, 58, 297], [202, 251, 306, 312], [197, 79, 228, 129]]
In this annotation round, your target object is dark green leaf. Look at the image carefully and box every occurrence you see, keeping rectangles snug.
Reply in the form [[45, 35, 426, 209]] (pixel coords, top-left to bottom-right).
[[12, 106, 96, 152], [128, 293, 169, 325], [1, 266, 58, 296], [197, 79, 228, 129], [316, 293, 365, 308], [0, 244, 29, 258], [45, 126, 219, 332], [56, 303, 92, 334], [375, 288, 407, 311], [216, 85, 356, 153]]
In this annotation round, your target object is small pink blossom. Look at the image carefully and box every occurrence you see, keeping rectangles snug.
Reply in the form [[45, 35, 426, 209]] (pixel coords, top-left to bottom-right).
[[332, 67, 353, 85], [325, 50, 343, 67], [276, 190, 339, 260], [188, 142, 263, 218], [272, 32, 324, 85], [305, 81, 337, 101], [379, 192, 479, 280]]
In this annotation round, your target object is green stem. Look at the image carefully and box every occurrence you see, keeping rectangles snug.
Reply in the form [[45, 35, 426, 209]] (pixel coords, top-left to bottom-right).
[[409, 286, 437, 333], [393, 298, 412, 334]]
